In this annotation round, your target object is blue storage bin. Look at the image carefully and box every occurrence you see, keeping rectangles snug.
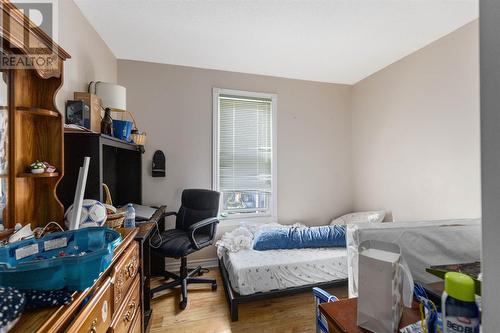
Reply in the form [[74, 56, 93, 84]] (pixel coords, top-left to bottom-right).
[[0, 227, 122, 291], [112, 119, 133, 141]]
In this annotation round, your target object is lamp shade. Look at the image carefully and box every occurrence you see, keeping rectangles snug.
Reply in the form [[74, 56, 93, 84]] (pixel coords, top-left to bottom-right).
[[92, 82, 126, 112]]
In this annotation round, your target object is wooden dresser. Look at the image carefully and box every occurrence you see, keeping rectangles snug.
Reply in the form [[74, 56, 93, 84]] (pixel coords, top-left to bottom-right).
[[319, 298, 421, 333], [11, 228, 143, 333]]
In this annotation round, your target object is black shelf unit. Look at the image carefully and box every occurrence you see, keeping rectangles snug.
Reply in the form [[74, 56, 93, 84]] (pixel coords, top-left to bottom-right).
[[57, 132, 143, 210]]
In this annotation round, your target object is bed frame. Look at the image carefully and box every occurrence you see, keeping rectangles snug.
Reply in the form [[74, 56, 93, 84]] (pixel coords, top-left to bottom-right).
[[218, 259, 348, 321]]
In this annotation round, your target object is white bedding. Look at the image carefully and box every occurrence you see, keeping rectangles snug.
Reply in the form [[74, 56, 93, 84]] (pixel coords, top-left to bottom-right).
[[222, 247, 348, 295]]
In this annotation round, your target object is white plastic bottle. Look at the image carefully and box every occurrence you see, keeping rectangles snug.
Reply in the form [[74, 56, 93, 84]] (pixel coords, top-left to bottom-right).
[[442, 272, 480, 333], [124, 204, 136, 228]]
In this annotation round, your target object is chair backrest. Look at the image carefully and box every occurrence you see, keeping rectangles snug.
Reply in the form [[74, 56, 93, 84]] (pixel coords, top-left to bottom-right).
[[312, 287, 339, 333], [176, 189, 220, 231]]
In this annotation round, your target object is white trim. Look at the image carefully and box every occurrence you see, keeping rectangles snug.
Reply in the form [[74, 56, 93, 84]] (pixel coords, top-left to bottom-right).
[[212, 87, 278, 223], [165, 257, 219, 272], [212, 87, 220, 194]]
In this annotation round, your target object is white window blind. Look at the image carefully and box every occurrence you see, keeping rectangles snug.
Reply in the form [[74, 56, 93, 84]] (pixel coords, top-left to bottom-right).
[[214, 89, 276, 219]]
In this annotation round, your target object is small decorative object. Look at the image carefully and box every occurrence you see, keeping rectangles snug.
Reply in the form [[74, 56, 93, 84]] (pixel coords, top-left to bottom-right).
[[65, 100, 90, 129], [101, 108, 113, 136], [28, 161, 56, 174], [43, 162, 56, 173], [152, 150, 166, 177], [29, 161, 45, 174], [64, 199, 108, 228]]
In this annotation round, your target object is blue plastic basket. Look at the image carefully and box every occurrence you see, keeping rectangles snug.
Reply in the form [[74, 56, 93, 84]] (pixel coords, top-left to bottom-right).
[[112, 119, 133, 141], [0, 227, 122, 291]]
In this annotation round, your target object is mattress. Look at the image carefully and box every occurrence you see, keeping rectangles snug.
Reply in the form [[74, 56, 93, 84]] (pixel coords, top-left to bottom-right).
[[222, 247, 348, 296]]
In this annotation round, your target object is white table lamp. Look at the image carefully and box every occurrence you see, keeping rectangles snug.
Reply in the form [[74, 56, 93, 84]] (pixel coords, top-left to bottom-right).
[[89, 81, 126, 112]]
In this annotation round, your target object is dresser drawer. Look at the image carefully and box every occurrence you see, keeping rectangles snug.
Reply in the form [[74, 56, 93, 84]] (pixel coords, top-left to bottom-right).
[[110, 276, 141, 333], [128, 307, 142, 333], [112, 241, 139, 310], [66, 278, 112, 333]]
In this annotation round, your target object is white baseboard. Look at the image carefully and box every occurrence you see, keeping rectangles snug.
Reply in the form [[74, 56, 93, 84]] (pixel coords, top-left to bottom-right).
[[164, 257, 219, 273]]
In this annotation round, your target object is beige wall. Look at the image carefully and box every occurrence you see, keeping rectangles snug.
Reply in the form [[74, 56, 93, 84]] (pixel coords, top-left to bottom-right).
[[117, 60, 353, 259], [351, 20, 480, 221], [55, 0, 117, 111], [116, 20, 479, 261]]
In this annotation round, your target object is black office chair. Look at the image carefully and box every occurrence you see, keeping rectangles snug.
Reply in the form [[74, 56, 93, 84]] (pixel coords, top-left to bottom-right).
[[151, 189, 220, 309]]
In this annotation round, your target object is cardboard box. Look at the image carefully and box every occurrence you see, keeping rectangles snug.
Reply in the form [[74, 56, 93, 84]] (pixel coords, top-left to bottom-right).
[[73, 92, 102, 133]]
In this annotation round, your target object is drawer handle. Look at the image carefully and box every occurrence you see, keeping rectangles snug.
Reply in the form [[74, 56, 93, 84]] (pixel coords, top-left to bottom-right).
[[127, 261, 137, 278], [89, 318, 98, 333], [124, 300, 137, 322]]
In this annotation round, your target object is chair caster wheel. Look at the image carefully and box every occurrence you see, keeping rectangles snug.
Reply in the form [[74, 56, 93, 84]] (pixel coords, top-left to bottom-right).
[[212, 283, 217, 291], [180, 299, 188, 310]]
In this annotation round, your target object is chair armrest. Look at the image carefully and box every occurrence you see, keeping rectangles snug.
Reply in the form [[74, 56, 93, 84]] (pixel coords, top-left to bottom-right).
[[164, 211, 177, 217], [188, 217, 219, 250], [155, 211, 177, 232]]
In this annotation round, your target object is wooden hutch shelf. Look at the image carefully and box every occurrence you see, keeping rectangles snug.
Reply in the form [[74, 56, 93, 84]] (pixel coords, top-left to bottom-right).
[[17, 172, 60, 178], [0, 0, 70, 228], [16, 106, 60, 117]]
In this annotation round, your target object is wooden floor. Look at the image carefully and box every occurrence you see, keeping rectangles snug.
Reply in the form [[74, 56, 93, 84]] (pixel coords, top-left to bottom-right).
[[150, 268, 348, 333]]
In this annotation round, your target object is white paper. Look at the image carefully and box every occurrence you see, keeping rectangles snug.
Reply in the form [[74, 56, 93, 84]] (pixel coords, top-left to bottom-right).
[[44, 237, 67, 251], [15, 243, 39, 260]]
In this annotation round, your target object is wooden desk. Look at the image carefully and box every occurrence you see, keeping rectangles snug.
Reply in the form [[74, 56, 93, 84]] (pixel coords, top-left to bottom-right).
[[134, 206, 166, 333], [319, 298, 421, 333]]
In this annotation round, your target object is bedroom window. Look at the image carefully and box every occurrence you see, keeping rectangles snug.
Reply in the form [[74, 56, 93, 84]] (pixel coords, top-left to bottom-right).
[[213, 88, 277, 221]]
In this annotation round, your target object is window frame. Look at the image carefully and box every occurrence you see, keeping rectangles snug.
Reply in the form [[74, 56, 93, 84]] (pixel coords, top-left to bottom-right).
[[212, 87, 278, 223]]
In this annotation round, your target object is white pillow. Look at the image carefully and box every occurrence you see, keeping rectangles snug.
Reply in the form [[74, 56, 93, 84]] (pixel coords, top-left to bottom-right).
[[330, 210, 385, 225]]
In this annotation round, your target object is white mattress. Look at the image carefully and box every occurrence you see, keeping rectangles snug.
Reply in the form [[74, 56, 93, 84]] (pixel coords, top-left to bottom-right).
[[222, 247, 348, 296]]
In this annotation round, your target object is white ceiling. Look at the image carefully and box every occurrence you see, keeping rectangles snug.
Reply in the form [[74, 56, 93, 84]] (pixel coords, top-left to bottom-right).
[[74, 0, 478, 85]]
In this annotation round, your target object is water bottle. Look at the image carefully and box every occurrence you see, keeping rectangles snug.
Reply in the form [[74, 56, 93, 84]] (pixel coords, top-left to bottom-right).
[[124, 204, 136, 228], [442, 272, 480, 333]]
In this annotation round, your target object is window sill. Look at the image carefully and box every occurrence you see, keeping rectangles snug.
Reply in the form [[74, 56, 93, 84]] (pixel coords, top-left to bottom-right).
[[218, 215, 277, 227]]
